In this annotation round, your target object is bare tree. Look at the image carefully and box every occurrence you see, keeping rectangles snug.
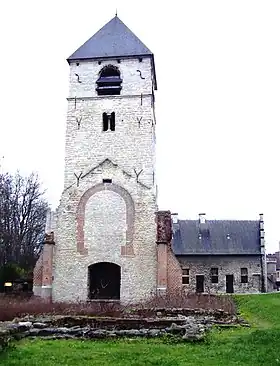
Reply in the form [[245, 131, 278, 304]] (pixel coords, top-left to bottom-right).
[[0, 172, 48, 274]]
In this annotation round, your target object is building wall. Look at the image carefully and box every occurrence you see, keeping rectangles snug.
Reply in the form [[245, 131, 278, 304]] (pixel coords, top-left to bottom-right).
[[53, 161, 157, 302], [68, 58, 153, 99], [64, 58, 156, 189], [173, 255, 262, 294], [33, 252, 43, 296], [167, 247, 182, 292], [267, 261, 276, 275], [84, 190, 127, 255], [50, 55, 157, 303]]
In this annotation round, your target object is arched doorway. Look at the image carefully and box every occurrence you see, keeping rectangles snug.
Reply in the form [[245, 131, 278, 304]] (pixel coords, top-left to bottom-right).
[[88, 262, 121, 300]]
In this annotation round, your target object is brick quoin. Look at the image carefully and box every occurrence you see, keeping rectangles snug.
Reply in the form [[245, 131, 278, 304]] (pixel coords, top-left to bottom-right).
[[167, 247, 182, 292], [156, 210, 182, 292]]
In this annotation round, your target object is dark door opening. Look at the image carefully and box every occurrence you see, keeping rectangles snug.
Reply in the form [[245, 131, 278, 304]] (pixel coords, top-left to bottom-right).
[[196, 275, 204, 293], [226, 275, 234, 293], [88, 262, 121, 300]]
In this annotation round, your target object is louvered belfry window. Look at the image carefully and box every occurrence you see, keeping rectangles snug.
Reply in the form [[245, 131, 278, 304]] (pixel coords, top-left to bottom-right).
[[96, 65, 122, 95]]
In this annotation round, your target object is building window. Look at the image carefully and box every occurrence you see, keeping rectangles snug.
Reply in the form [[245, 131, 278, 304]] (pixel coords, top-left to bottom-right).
[[241, 268, 248, 283], [210, 268, 219, 283], [103, 112, 115, 131], [182, 268, 190, 285], [96, 65, 122, 95]]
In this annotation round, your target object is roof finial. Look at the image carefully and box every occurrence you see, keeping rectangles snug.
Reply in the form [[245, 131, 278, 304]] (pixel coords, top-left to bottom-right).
[[115, 9, 117, 17]]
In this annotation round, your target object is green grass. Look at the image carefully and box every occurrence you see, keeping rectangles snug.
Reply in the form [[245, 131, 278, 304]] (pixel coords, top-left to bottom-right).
[[234, 292, 280, 328], [1, 293, 280, 366]]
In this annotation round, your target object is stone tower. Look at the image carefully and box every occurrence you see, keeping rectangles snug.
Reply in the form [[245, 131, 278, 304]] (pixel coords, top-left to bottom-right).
[[37, 16, 158, 303]]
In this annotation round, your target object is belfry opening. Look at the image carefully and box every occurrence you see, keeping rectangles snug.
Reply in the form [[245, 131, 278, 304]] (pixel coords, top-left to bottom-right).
[[88, 262, 121, 300]]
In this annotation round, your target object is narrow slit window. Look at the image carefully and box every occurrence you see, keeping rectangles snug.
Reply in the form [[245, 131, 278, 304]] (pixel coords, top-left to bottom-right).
[[182, 268, 190, 285], [210, 267, 219, 283], [241, 268, 248, 283], [109, 112, 115, 131], [103, 112, 109, 131], [103, 112, 115, 132]]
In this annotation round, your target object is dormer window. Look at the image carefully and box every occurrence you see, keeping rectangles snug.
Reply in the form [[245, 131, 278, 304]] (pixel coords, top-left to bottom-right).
[[96, 65, 122, 95]]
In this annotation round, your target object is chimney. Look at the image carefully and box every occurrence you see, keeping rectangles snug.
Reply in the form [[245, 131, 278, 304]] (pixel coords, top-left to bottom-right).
[[171, 213, 178, 224], [156, 211, 172, 244], [199, 213, 206, 224]]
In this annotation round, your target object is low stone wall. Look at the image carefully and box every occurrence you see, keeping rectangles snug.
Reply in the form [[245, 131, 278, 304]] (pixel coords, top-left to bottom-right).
[[0, 309, 249, 350]]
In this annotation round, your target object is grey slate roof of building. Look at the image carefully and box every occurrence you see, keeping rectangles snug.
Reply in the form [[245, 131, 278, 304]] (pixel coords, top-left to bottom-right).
[[68, 16, 153, 61], [172, 220, 261, 255]]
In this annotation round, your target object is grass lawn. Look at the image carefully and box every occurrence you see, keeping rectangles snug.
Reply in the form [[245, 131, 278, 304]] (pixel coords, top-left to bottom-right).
[[1, 293, 280, 366]]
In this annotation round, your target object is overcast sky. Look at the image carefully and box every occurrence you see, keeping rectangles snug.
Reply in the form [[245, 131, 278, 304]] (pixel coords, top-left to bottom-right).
[[1, 1, 280, 252]]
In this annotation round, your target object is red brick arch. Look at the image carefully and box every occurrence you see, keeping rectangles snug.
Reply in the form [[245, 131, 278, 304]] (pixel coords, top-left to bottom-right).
[[76, 183, 135, 255]]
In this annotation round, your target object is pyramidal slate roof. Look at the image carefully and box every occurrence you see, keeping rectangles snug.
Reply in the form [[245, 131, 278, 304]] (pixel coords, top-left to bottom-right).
[[68, 16, 153, 61], [172, 220, 261, 256]]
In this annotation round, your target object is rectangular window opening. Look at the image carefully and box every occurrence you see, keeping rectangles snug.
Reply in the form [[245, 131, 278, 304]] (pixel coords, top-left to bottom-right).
[[241, 268, 248, 283], [103, 179, 112, 184], [182, 268, 190, 285], [103, 112, 109, 131], [110, 112, 115, 131], [210, 267, 219, 283], [102, 112, 115, 131]]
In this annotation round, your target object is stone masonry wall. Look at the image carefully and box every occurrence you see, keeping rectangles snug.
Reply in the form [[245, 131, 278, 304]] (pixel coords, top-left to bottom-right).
[[69, 58, 153, 98], [64, 58, 156, 190], [53, 159, 157, 303], [52, 55, 157, 303], [177, 255, 262, 294], [84, 190, 127, 255]]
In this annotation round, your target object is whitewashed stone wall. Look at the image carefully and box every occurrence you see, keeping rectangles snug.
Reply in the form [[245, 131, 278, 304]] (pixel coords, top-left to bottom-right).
[[68, 58, 153, 98], [53, 160, 157, 302], [52, 56, 157, 303], [84, 190, 127, 255], [64, 58, 156, 190]]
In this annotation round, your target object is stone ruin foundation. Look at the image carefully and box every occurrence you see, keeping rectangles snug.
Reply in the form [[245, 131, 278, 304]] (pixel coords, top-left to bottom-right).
[[0, 307, 249, 348]]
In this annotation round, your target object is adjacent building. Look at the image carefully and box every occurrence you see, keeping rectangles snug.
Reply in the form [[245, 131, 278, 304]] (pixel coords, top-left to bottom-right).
[[266, 246, 280, 290], [171, 213, 267, 294]]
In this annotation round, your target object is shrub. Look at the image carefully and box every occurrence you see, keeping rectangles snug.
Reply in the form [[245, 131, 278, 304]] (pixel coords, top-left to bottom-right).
[[0, 291, 235, 322], [0, 334, 14, 354]]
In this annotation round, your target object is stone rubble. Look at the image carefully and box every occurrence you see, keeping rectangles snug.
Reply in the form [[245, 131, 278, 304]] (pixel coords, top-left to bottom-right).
[[0, 312, 249, 346]]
